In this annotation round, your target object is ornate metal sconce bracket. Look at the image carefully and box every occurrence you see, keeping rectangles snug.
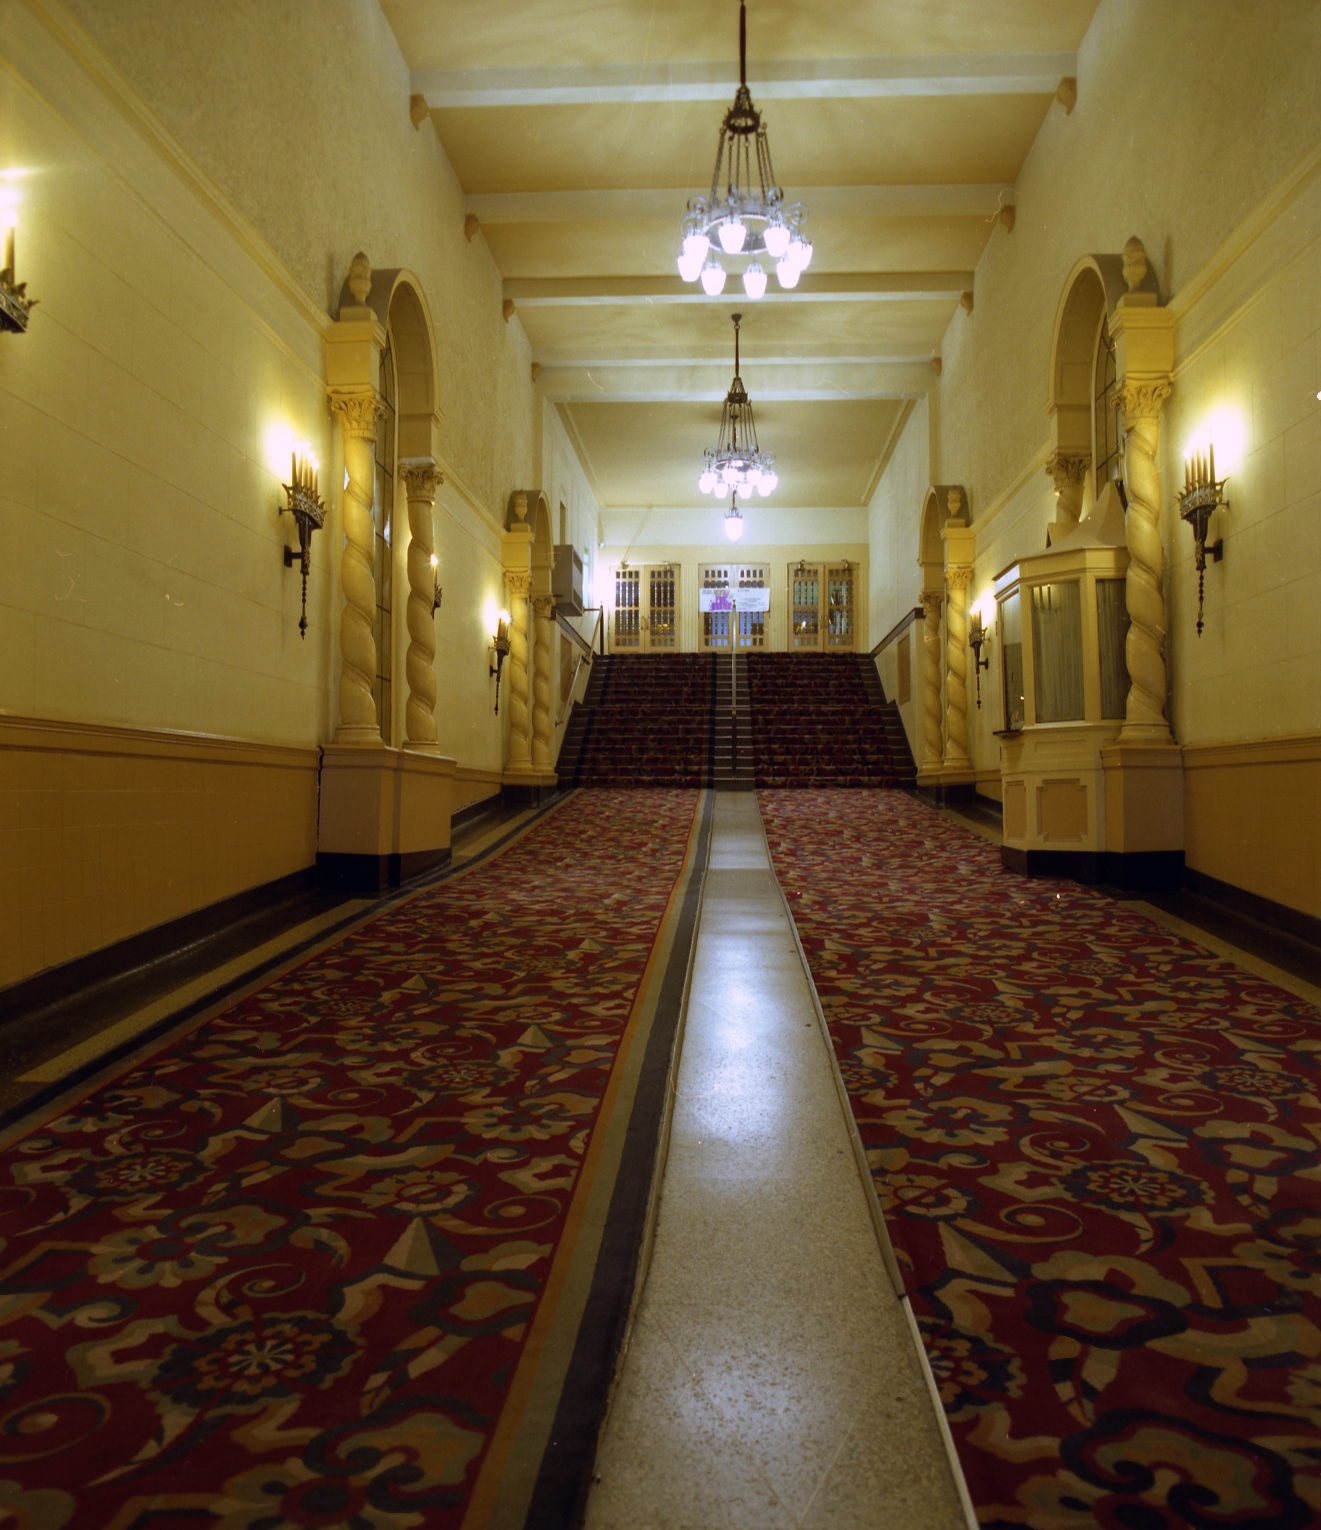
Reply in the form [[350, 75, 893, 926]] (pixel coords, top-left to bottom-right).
[[281, 453, 325, 640]]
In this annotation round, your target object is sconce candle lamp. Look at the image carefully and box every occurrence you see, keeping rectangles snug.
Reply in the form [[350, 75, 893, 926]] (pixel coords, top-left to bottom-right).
[[0, 210, 36, 334], [1177, 440, 1226, 637], [489, 610, 511, 713], [281, 440, 325, 639], [968, 604, 992, 709]]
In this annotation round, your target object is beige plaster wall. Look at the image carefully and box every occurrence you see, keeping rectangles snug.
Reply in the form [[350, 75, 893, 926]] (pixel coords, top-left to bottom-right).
[[877, 0, 1321, 913], [0, 2, 551, 986], [1163, 161, 1321, 747], [0, 717, 318, 989], [1184, 738, 1320, 922], [866, 397, 930, 649], [934, 0, 1321, 517], [56, 0, 536, 517], [0, 3, 335, 742]]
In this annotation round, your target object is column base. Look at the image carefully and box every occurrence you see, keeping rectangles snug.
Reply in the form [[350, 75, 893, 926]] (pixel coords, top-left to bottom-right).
[[319, 744, 457, 889], [502, 769, 560, 807], [1001, 844, 1184, 893]]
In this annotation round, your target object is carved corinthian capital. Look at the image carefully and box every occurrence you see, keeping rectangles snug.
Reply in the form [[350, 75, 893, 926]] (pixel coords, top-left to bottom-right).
[[1045, 450, 1090, 529], [332, 391, 385, 440]]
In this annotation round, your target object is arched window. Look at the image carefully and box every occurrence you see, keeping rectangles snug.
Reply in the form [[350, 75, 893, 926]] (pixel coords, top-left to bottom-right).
[[373, 335, 397, 743], [1092, 311, 1120, 497]]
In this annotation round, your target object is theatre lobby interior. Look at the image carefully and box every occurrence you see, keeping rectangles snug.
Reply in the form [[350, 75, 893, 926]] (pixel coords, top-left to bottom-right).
[[1, 1, 1320, 1526]]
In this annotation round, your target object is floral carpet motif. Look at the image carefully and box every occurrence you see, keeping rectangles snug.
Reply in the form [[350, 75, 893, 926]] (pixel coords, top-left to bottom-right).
[[759, 789, 1321, 1530], [0, 789, 704, 1530]]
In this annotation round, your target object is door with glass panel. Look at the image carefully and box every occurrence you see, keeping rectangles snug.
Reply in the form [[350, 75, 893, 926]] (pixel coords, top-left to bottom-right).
[[787, 561, 855, 650], [614, 563, 679, 652], [613, 565, 641, 650], [701, 563, 768, 650], [789, 563, 821, 649], [825, 564, 855, 649], [645, 564, 679, 650]]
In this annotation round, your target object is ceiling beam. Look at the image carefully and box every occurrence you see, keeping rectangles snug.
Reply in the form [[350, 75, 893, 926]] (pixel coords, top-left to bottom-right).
[[538, 360, 934, 402], [412, 52, 1075, 109], [504, 273, 973, 306], [465, 184, 1015, 224]]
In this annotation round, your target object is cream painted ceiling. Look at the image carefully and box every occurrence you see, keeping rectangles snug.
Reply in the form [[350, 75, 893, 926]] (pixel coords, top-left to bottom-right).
[[382, 0, 1101, 514]]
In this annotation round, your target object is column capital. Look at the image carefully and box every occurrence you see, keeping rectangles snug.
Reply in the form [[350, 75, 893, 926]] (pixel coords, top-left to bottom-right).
[[507, 570, 533, 597], [400, 457, 443, 500], [1045, 450, 1090, 488], [1118, 379, 1172, 422], [946, 566, 972, 595], [330, 390, 385, 440]]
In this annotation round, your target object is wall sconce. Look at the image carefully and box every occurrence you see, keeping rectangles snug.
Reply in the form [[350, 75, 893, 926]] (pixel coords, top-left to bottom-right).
[[968, 603, 993, 709], [430, 554, 442, 616], [1178, 440, 1226, 637], [0, 211, 35, 334], [489, 611, 511, 712], [280, 439, 324, 639]]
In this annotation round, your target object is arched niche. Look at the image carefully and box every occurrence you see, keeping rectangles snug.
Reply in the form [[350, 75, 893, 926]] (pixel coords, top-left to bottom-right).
[[917, 484, 966, 590], [508, 489, 555, 600], [343, 266, 442, 459], [1047, 256, 1127, 464]]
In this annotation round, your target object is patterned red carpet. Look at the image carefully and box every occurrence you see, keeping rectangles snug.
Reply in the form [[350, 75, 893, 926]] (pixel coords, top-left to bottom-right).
[[0, 789, 708, 1530], [759, 788, 1321, 1530]]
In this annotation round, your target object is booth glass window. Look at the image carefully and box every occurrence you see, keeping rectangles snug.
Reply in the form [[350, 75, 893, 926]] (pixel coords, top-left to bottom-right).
[[998, 588, 1024, 731], [1097, 577, 1131, 718], [1031, 581, 1084, 722]]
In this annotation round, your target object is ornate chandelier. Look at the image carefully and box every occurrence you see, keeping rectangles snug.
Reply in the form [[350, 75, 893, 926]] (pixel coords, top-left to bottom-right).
[[676, 0, 812, 300], [700, 314, 777, 501]]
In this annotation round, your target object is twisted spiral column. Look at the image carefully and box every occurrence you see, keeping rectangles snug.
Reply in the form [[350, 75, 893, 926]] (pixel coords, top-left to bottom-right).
[[506, 573, 532, 770], [531, 595, 553, 768], [944, 568, 971, 767], [400, 459, 441, 749], [1118, 381, 1174, 743], [331, 392, 385, 743], [922, 592, 944, 770]]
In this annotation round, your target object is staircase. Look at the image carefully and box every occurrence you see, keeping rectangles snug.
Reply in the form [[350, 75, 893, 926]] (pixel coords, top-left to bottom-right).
[[713, 654, 756, 791], [856, 655, 918, 789], [557, 654, 718, 789], [745, 653, 904, 789], [556, 651, 915, 792]]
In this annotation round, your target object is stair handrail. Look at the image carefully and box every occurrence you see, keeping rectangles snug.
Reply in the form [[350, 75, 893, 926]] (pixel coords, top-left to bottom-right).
[[554, 610, 602, 726]]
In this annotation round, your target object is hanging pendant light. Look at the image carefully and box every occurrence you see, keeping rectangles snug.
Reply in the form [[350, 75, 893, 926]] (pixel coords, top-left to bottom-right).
[[725, 490, 744, 541], [676, 0, 811, 300], [700, 313, 775, 502]]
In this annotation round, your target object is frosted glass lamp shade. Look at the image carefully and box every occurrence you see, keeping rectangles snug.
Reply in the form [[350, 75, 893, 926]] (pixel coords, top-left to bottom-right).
[[718, 218, 747, 254], [764, 221, 791, 259], [742, 261, 767, 300], [682, 229, 710, 262], [700, 258, 727, 295]]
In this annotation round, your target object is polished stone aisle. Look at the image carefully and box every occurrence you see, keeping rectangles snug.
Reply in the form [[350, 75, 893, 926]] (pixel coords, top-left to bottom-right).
[[583, 793, 970, 1530]]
